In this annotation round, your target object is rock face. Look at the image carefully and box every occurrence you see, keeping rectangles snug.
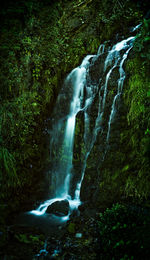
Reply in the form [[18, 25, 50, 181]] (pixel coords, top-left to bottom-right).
[[75, 45, 132, 208], [46, 200, 69, 216]]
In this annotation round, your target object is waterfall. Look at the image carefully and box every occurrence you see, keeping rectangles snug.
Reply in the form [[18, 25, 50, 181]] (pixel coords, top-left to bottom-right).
[[106, 37, 135, 142], [30, 34, 135, 217]]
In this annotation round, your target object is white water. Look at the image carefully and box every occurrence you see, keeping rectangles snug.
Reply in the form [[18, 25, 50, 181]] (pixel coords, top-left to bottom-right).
[[106, 37, 135, 142], [97, 44, 105, 55], [31, 55, 95, 216], [30, 34, 135, 218]]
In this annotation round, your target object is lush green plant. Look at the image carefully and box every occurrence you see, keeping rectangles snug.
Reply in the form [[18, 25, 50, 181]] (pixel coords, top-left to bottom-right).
[[134, 19, 150, 66], [123, 29, 150, 200], [0, 147, 18, 185], [15, 233, 44, 246], [98, 203, 150, 258]]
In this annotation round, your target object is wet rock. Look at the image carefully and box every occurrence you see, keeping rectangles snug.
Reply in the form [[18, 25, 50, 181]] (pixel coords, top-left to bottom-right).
[[69, 209, 79, 220], [89, 53, 106, 83], [46, 200, 69, 216], [78, 202, 89, 212]]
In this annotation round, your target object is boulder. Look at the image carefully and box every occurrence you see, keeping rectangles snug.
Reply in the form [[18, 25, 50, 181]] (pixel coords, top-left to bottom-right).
[[46, 200, 69, 216]]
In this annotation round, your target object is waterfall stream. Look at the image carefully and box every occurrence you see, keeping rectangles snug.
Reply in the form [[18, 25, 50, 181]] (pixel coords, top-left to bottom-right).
[[30, 35, 135, 218]]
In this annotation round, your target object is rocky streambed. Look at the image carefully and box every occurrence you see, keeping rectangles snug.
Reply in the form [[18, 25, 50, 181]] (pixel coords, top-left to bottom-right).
[[0, 205, 100, 260]]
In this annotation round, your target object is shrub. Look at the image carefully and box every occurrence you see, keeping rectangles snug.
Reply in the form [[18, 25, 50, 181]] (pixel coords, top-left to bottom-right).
[[98, 203, 150, 259]]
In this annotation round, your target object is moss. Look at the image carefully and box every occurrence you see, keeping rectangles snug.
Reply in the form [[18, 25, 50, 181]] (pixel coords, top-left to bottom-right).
[[68, 223, 76, 233], [121, 24, 150, 200]]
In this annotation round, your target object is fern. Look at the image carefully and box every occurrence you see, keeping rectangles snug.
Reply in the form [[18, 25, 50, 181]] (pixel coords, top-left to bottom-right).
[[0, 147, 19, 187]]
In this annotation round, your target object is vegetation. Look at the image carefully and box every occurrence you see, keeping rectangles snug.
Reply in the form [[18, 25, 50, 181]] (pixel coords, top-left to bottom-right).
[[0, 0, 150, 258], [123, 18, 150, 199], [98, 203, 150, 259]]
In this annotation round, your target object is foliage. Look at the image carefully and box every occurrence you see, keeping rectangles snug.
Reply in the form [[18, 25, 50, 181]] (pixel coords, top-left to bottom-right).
[[98, 203, 150, 258], [15, 233, 44, 246], [134, 19, 150, 66], [0, 147, 18, 187], [123, 28, 150, 199], [68, 223, 76, 233], [0, 92, 43, 198]]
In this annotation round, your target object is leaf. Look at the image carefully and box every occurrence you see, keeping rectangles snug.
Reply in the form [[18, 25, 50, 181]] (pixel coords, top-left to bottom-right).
[[15, 234, 30, 244], [144, 37, 150, 42], [147, 91, 150, 97]]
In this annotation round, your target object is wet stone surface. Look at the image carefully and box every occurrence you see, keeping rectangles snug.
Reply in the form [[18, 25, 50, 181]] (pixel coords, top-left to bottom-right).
[[0, 211, 100, 260], [46, 200, 69, 216]]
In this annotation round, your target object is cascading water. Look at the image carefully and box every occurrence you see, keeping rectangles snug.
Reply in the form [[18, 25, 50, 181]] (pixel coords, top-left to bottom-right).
[[30, 55, 95, 216], [30, 34, 135, 218], [106, 37, 135, 142]]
